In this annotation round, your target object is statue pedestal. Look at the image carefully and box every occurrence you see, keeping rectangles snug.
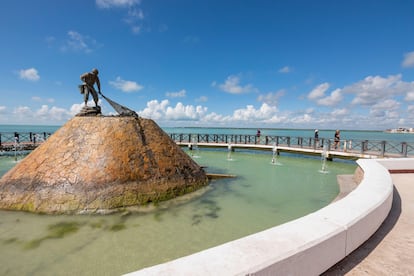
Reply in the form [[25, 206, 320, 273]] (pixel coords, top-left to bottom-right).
[[0, 116, 208, 214], [76, 106, 102, 116]]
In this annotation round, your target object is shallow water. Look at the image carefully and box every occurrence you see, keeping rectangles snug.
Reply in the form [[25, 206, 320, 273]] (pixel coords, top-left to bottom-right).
[[0, 149, 356, 275]]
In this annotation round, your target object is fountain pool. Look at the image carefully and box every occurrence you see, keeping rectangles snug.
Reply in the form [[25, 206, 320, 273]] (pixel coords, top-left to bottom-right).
[[0, 149, 356, 275]]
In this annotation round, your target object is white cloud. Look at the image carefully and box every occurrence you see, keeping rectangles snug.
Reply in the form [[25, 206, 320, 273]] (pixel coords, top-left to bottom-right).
[[408, 105, 414, 114], [405, 91, 414, 101], [127, 7, 144, 19], [131, 25, 142, 34], [291, 113, 312, 124], [307, 75, 414, 108], [203, 112, 224, 123], [32, 96, 55, 103], [216, 75, 257, 94], [70, 103, 84, 116], [19, 68, 40, 81], [96, 0, 140, 8], [331, 108, 349, 117], [257, 90, 285, 106], [342, 74, 414, 106], [13, 106, 33, 117], [61, 31, 100, 53], [369, 99, 400, 118], [195, 96, 208, 103], [278, 66, 292, 73], [140, 99, 170, 120], [12, 105, 71, 122], [138, 100, 286, 126], [166, 89, 186, 98], [0, 106, 6, 113], [232, 103, 278, 121], [316, 88, 343, 106], [96, 0, 145, 34], [139, 99, 207, 121], [109, 76, 143, 92], [165, 103, 207, 120], [43, 106, 69, 121], [402, 51, 414, 68], [308, 83, 329, 100], [124, 7, 145, 34]]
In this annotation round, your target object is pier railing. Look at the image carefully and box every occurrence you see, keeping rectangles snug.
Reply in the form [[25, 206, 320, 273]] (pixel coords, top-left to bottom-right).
[[170, 133, 414, 158], [1, 131, 413, 158], [0, 132, 52, 151]]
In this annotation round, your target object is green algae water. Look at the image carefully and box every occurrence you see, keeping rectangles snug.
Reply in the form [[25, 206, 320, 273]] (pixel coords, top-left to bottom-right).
[[0, 149, 356, 275]]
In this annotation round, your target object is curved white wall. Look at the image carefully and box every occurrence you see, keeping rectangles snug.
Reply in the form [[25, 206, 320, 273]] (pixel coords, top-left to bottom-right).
[[125, 159, 393, 275]]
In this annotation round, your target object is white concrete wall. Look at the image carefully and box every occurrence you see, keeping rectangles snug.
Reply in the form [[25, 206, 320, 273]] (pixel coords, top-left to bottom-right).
[[125, 159, 394, 276]]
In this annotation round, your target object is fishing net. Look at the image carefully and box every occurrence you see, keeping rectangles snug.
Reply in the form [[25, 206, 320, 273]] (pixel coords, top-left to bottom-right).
[[100, 92, 139, 118], [79, 83, 139, 117]]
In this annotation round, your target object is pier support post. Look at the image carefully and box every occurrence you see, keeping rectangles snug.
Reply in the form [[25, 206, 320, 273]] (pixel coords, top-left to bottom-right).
[[326, 139, 331, 150], [402, 142, 408, 157], [361, 140, 368, 153], [381, 141, 386, 157]]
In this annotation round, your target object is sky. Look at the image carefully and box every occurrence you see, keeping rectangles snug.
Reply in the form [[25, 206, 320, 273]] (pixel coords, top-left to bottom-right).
[[0, 0, 414, 130]]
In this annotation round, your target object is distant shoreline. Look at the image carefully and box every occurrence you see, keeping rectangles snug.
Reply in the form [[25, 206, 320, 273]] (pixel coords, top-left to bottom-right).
[[385, 127, 414, 134]]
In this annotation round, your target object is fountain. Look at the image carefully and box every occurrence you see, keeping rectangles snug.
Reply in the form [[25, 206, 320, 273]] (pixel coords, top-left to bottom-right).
[[0, 69, 358, 274], [227, 143, 234, 161], [189, 135, 201, 158], [12, 137, 25, 163], [319, 144, 330, 174], [271, 143, 282, 166], [0, 141, 357, 275]]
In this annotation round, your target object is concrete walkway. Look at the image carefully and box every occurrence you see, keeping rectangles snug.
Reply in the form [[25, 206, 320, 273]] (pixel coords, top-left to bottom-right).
[[324, 172, 414, 275]]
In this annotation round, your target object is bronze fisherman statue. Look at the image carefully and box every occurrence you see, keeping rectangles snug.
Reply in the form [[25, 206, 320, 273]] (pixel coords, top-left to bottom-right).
[[77, 68, 138, 117], [79, 68, 101, 108]]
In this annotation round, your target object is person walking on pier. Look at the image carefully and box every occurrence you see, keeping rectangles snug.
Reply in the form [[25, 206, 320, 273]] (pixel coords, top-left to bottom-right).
[[334, 130, 340, 149], [314, 129, 319, 148], [256, 129, 261, 144], [80, 68, 101, 107]]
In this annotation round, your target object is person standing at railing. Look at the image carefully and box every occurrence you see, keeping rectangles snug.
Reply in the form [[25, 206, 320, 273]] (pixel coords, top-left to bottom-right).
[[314, 129, 319, 148], [334, 129, 340, 149], [14, 132, 19, 144]]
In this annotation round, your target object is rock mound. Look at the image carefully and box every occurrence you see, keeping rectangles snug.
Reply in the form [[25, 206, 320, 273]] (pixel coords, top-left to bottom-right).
[[0, 116, 208, 214]]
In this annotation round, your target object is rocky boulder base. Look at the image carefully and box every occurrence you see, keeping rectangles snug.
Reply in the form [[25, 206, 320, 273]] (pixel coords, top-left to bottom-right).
[[0, 116, 208, 214]]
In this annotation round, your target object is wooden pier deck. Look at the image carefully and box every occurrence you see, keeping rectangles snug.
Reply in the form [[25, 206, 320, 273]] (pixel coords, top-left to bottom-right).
[[176, 142, 381, 160]]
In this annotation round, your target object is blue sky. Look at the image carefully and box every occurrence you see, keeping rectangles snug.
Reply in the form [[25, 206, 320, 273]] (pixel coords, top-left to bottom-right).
[[1, 0, 414, 130]]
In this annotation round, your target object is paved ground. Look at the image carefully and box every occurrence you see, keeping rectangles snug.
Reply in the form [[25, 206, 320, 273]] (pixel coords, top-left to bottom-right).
[[323, 173, 414, 275]]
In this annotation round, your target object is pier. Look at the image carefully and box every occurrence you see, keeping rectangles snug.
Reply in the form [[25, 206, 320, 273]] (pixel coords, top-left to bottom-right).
[[0, 131, 51, 152], [170, 133, 414, 159], [1, 131, 414, 159]]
